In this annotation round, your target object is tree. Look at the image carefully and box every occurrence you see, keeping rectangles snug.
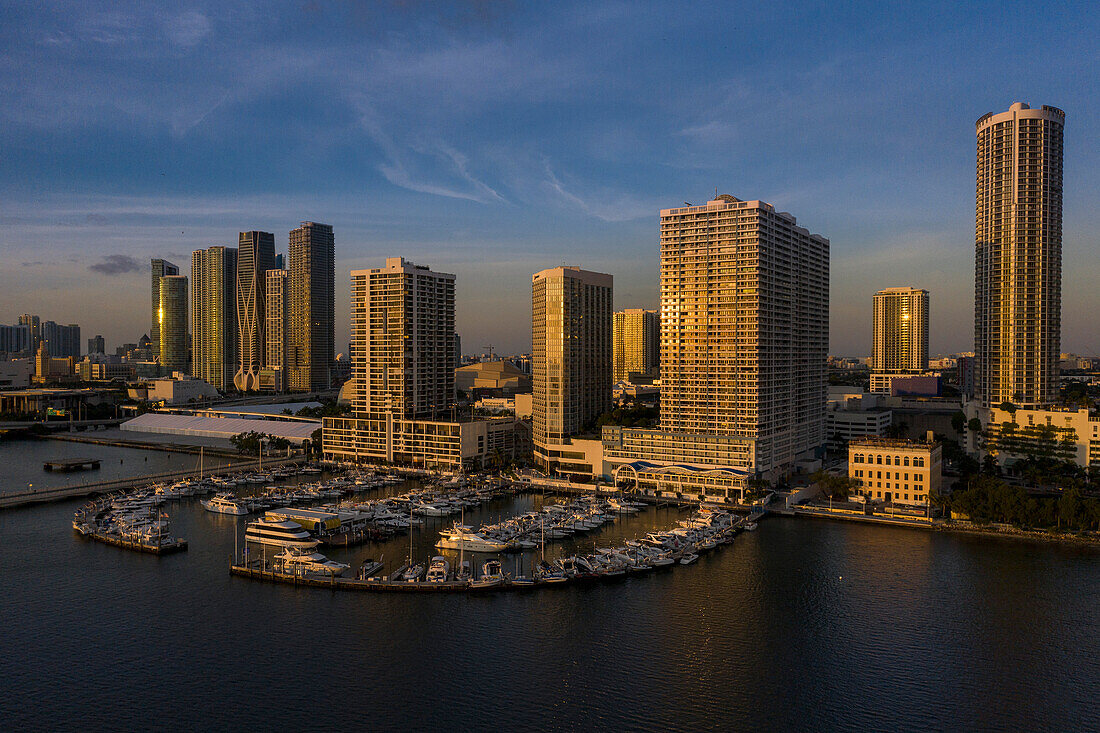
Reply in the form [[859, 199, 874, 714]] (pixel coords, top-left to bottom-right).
[[951, 411, 966, 435], [968, 417, 982, 433]]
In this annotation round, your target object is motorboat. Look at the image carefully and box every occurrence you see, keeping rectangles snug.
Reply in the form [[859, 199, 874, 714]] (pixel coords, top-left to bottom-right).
[[244, 518, 319, 549], [201, 494, 249, 515], [470, 559, 506, 589], [425, 556, 451, 583], [401, 563, 425, 582], [273, 548, 349, 576], [679, 552, 700, 565]]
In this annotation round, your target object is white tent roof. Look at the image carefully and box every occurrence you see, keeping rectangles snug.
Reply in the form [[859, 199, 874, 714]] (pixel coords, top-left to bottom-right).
[[122, 412, 319, 444]]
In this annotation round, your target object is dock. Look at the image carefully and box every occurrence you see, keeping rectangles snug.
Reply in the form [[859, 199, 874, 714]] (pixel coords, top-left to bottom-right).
[[44, 458, 101, 472], [231, 562, 477, 592], [77, 529, 189, 555]]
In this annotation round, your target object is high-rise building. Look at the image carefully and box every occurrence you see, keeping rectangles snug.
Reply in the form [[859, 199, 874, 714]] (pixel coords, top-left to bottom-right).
[[324, 258, 517, 469], [265, 269, 288, 373], [234, 231, 276, 391], [151, 259, 179, 356], [354, 257, 455, 418], [975, 102, 1064, 409], [18, 314, 40, 349], [1, 324, 33, 357], [288, 222, 335, 392], [532, 266, 613, 473], [87, 335, 106, 355], [600, 195, 829, 494], [158, 275, 189, 374], [191, 246, 238, 391], [612, 308, 659, 382], [870, 287, 929, 393], [40, 321, 81, 359]]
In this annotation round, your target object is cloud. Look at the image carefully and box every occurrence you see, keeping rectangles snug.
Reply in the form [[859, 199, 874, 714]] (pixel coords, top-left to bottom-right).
[[541, 161, 653, 223], [165, 11, 212, 47], [85, 213, 108, 225], [21, 261, 45, 267], [89, 254, 142, 275]]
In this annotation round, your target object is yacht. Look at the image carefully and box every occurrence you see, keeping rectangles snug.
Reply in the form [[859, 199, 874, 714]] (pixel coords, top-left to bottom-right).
[[425, 556, 451, 582], [272, 548, 349, 576], [201, 494, 249, 515], [435, 525, 511, 553], [679, 552, 700, 565], [244, 518, 319, 549], [401, 563, 425, 582]]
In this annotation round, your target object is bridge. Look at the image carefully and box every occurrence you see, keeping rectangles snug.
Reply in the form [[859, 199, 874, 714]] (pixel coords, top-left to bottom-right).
[[0, 418, 125, 431]]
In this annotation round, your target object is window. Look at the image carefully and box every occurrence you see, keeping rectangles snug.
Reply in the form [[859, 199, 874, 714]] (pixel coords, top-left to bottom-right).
[[903, 456, 910, 467]]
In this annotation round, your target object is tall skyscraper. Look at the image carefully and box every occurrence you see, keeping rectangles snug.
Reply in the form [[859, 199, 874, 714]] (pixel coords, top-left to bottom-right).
[[975, 102, 1064, 409], [288, 221, 335, 392], [602, 195, 828, 494], [870, 287, 929, 393], [532, 266, 613, 473], [40, 321, 81, 359], [158, 274, 189, 374], [151, 259, 179, 356], [612, 308, 659, 382], [234, 231, 276, 391], [87, 335, 105, 355], [354, 257, 456, 418], [191, 246, 238, 390], [265, 269, 288, 375], [18, 314, 40, 349]]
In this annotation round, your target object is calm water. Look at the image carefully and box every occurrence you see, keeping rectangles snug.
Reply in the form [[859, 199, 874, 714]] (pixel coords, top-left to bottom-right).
[[1, 455, 1099, 730]]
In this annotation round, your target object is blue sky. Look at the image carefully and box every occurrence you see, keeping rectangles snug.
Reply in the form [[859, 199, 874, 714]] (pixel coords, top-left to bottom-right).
[[1, 1, 1098, 357]]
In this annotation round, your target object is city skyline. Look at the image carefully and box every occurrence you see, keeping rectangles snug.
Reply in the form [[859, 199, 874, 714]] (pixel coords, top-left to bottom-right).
[[1, 3, 1098, 358]]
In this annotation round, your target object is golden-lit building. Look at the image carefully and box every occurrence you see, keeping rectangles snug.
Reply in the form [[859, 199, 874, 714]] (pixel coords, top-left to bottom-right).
[[870, 287, 928, 393], [150, 259, 179, 357], [532, 266, 613, 474], [613, 308, 659, 382], [324, 258, 516, 469], [234, 231, 276, 391], [191, 245, 237, 391], [975, 103, 1064, 409], [848, 437, 941, 507], [158, 274, 189, 374]]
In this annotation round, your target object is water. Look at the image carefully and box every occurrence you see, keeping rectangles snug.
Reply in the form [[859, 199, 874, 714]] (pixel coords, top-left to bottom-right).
[[0, 437, 238, 494], [1, 459, 1099, 730]]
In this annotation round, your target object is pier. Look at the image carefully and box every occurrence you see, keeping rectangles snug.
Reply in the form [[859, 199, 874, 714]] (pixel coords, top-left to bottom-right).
[[0, 456, 305, 510], [43, 458, 101, 472]]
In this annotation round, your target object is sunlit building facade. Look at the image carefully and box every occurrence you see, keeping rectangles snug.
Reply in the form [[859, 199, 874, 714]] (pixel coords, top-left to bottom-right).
[[870, 287, 929, 394], [613, 308, 659, 383], [532, 266, 613, 474], [158, 274, 189, 374], [975, 102, 1064, 409], [191, 245, 237, 391], [234, 231, 276, 391], [151, 259, 179, 357]]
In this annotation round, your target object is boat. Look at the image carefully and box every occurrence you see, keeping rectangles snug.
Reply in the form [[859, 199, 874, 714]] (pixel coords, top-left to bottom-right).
[[470, 559, 506, 589], [435, 525, 511, 553], [358, 558, 385, 579], [679, 552, 700, 565], [272, 548, 349, 576], [201, 494, 249, 515], [425, 556, 451, 583], [744, 522, 758, 531], [244, 518, 319, 549], [401, 563, 425, 582]]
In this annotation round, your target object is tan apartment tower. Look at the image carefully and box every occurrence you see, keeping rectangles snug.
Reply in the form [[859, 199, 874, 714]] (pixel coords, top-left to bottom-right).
[[613, 309, 659, 383], [151, 259, 179, 357], [353, 257, 456, 419], [265, 269, 288, 375], [158, 274, 189, 374], [288, 222, 335, 392], [532, 266, 613, 473], [975, 102, 1064, 408], [658, 195, 829, 473], [191, 246, 237, 391], [870, 287, 928, 392], [234, 231, 276, 391]]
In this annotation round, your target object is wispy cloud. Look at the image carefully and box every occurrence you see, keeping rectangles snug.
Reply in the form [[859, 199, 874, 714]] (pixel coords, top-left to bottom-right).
[[542, 161, 653, 223], [89, 254, 142, 275]]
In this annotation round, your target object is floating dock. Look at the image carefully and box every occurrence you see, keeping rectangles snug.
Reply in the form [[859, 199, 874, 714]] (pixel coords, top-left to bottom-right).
[[44, 458, 101, 472], [231, 562, 482, 592]]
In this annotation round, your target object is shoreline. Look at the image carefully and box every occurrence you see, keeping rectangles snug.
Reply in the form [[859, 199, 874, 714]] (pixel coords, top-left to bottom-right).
[[933, 521, 1100, 548]]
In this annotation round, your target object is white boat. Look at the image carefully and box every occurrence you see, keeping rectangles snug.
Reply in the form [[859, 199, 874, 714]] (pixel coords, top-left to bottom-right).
[[679, 552, 700, 565], [201, 494, 249, 515], [425, 556, 451, 582], [744, 522, 758, 531], [470, 559, 506, 589], [273, 548, 349, 576], [435, 525, 511, 553], [244, 518, 319, 549]]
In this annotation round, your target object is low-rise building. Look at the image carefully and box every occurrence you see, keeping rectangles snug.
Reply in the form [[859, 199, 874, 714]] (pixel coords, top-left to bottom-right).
[[0, 359, 33, 390], [848, 437, 941, 507], [323, 415, 521, 470], [147, 375, 221, 405], [826, 388, 892, 448], [966, 403, 1100, 470], [455, 359, 532, 397]]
